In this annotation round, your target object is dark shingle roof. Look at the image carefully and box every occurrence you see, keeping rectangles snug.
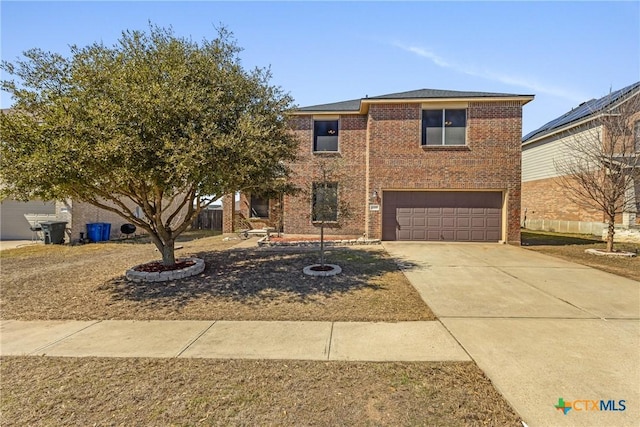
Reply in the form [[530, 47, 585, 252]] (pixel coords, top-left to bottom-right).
[[367, 88, 525, 100], [296, 88, 533, 113], [522, 81, 640, 143], [297, 98, 362, 112]]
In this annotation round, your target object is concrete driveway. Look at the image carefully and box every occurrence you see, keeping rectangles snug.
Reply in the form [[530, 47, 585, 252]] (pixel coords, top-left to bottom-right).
[[383, 242, 639, 427]]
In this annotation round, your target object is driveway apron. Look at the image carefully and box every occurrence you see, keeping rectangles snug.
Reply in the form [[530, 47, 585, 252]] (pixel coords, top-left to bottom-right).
[[383, 242, 640, 427]]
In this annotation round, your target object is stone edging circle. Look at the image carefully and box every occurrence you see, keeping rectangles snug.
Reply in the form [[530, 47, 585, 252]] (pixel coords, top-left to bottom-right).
[[303, 264, 342, 277], [584, 248, 636, 258], [126, 257, 205, 282], [259, 238, 381, 247]]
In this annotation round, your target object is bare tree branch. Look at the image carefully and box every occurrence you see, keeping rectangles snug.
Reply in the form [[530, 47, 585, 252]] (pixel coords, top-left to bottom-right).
[[554, 90, 639, 251]]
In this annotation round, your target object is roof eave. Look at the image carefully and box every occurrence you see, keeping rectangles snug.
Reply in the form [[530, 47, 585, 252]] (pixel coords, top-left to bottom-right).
[[290, 109, 362, 116], [522, 115, 601, 146], [293, 95, 535, 116]]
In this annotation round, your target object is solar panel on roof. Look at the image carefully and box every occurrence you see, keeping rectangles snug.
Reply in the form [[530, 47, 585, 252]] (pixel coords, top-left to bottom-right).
[[523, 81, 640, 142]]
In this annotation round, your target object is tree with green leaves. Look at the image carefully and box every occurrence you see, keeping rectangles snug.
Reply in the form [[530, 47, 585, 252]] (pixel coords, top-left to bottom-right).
[[1, 24, 298, 266]]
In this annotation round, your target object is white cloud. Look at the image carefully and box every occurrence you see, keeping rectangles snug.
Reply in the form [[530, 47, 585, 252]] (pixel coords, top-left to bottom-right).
[[395, 43, 586, 103]]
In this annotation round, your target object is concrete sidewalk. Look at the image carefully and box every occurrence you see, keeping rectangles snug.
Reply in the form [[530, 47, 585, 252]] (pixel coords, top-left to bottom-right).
[[0, 319, 469, 362]]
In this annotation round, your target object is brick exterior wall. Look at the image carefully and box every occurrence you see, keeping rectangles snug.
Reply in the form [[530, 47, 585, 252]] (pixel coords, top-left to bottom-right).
[[60, 199, 139, 243], [62, 196, 194, 243], [222, 194, 235, 234], [521, 177, 604, 224], [282, 100, 524, 243], [283, 115, 368, 237], [222, 193, 283, 233]]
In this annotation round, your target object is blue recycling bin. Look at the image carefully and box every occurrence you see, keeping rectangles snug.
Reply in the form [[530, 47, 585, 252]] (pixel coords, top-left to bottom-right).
[[100, 223, 111, 241], [86, 223, 104, 242]]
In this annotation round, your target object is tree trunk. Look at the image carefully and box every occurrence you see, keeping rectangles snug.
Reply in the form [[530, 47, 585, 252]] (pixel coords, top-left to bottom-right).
[[161, 239, 176, 266], [320, 222, 325, 267], [606, 216, 615, 253], [150, 235, 177, 267]]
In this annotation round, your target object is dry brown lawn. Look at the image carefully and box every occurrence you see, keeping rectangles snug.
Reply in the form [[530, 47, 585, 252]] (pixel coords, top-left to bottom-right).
[[0, 234, 527, 426], [0, 234, 434, 321], [522, 230, 640, 281], [0, 357, 522, 426]]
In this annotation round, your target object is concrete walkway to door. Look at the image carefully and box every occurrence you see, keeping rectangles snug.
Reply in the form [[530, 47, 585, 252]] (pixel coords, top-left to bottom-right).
[[383, 242, 639, 427]]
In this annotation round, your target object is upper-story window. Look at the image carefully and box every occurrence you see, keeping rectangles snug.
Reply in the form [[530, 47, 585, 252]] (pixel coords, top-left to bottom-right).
[[422, 109, 467, 146], [314, 119, 339, 152], [634, 120, 640, 152]]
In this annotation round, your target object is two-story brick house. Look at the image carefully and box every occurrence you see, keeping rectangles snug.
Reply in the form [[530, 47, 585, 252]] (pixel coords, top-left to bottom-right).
[[225, 88, 534, 243]]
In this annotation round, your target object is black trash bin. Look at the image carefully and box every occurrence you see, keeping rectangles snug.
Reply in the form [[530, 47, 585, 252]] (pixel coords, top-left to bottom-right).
[[40, 221, 68, 244]]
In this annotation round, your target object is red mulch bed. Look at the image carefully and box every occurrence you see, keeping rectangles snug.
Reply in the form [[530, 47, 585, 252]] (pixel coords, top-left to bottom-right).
[[133, 259, 195, 273]]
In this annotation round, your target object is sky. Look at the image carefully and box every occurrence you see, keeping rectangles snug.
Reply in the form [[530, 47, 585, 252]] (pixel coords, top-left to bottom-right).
[[1, 1, 638, 136]]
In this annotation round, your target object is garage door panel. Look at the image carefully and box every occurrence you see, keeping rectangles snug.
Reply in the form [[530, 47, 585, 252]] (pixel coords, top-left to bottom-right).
[[397, 216, 412, 226], [413, 217, 426, 227], [471, 217, 487, 227], [397, 229, 412, 240], [427, 217, 441, 227], [440, 230, 455, 240], [456, 217, 470, 227], [441, 217, 455, 227], [486, 230, 501, 241], [471, 230, 487, 241], [382, 191, 503, 242], [456, 230, 470, 241], [412, 230, 427, 240], [425, 230, 440, 240], [487, 217, 501, 227]]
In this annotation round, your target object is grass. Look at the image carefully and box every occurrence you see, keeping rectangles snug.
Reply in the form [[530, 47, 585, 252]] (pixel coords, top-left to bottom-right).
[[0, 357, 522, 426], [0, 233, 524, 426], [0, 233, 434, 321], [521, 230, 640, 281]]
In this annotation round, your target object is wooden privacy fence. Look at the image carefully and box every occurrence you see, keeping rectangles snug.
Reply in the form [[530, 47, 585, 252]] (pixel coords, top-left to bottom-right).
[[192, 209, 222, 231]]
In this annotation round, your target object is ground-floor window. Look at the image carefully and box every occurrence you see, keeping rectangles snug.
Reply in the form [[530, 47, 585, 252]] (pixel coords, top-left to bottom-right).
[[250, 194, 269, 218], [312, 182, 338, 222]]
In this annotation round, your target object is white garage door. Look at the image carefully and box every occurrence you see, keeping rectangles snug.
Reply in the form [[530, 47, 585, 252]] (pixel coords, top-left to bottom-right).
[[0, 199, 56, 240]]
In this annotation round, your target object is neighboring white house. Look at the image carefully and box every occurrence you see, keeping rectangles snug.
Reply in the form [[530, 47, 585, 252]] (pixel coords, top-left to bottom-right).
[[0, 198, 56, 240]]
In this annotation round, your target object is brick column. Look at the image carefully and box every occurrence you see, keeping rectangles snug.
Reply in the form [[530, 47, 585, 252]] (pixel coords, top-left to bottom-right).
[[222, 194, 235, 233]]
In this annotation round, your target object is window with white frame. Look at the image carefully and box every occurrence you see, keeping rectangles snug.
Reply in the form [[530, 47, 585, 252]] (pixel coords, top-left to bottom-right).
[[422, 109, 467, 146], [313, 120, 339, 152]]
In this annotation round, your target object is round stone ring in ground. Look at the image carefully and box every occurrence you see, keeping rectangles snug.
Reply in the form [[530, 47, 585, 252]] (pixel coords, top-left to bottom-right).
[[303, 264, 342, 277], [126, 258, 205, 282]]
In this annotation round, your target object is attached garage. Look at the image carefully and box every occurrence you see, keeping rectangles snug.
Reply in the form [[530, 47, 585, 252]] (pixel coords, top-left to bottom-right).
[[382, 191, 503, 242], [0, 199, 56, 240]]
